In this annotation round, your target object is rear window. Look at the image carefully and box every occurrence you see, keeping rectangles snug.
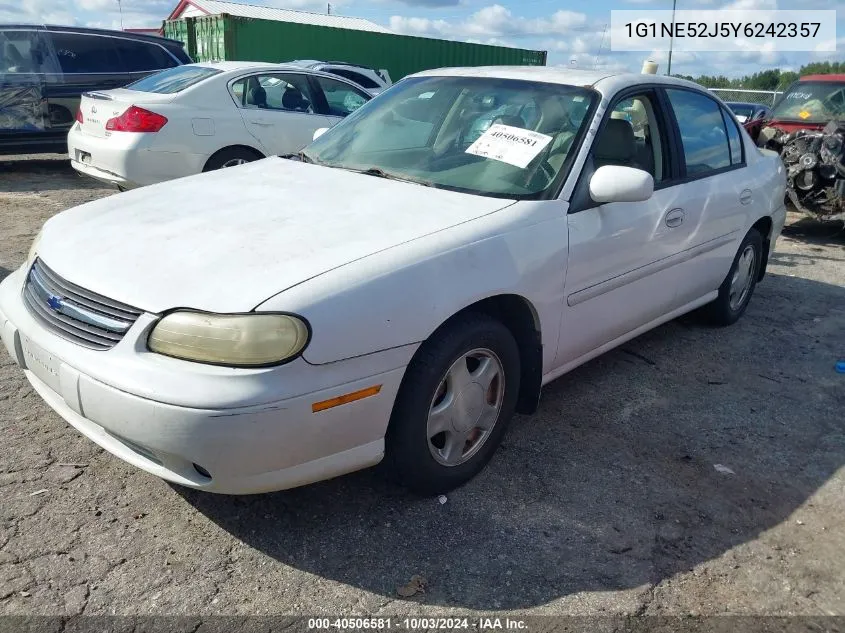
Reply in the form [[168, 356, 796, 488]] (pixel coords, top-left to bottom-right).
[[126, 65, 221, 94]]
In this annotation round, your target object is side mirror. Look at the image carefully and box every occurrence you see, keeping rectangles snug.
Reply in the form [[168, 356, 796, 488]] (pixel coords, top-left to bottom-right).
[[589, 165, 654, 204], [312, 127, 329, 141]]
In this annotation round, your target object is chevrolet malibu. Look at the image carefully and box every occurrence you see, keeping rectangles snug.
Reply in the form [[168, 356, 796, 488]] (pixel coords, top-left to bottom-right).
[[0, 68, 786, 495]]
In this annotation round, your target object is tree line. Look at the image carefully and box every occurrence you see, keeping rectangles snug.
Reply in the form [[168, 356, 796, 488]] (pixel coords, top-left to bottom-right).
[[673, 61, 845, 91]]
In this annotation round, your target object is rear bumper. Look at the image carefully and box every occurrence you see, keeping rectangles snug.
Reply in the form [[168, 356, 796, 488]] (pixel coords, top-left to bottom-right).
[[68, 127, 207, 187]]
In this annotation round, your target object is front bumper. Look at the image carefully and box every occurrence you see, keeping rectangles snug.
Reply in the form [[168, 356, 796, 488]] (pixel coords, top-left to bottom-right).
[[0, 268, 405, 494]]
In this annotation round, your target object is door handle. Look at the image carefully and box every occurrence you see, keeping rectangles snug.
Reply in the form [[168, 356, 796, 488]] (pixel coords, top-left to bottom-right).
[[249, 120, 273, 127], [665, 208, 685, 228], [740, 189, 753, 205]]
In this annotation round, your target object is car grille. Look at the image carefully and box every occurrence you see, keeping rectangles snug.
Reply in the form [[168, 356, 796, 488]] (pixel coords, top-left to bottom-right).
[[22, 258, 143, 350]]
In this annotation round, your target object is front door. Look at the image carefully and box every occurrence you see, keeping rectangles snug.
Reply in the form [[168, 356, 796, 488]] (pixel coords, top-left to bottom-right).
[[556, 89, 695, 365]]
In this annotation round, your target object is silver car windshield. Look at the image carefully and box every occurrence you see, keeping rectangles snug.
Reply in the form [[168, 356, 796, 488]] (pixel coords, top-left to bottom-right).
[[304, 76, 598, 199]]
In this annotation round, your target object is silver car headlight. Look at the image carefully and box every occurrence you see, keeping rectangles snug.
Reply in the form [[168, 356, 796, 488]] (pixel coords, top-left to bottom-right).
[[147, 311, 310, 367]]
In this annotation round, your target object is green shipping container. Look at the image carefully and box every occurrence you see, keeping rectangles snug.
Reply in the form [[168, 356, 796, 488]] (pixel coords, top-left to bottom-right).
[[164, 14, 547, 81]]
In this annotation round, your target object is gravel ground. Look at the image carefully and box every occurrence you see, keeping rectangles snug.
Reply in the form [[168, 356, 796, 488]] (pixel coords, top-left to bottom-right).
[[0, 156, 843, 618]]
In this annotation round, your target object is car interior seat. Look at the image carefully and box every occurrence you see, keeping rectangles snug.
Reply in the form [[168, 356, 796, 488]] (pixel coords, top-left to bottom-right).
[[246, 85, 267, 108], [593, 118, 642, 171], [491, 114, 525, 128], [282, 87, 309, 112]]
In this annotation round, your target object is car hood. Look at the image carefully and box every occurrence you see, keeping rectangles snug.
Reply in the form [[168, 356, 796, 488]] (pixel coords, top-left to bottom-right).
[[37, 158, 514, 314]]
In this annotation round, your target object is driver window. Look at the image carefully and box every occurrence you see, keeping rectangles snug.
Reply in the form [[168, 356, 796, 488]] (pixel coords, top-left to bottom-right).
[[595, 95, 664, 182]]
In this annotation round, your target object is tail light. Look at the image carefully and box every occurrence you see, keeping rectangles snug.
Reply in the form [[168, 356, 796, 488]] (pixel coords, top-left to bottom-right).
[[75, 109, 83, 124], [105, 106, 168, 133]]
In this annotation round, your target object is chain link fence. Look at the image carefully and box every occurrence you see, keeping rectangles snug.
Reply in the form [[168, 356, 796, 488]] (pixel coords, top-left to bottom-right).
[[708, 88, 783, 106]]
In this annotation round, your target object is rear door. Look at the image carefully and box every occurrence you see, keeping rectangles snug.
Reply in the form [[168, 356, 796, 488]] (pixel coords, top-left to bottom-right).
[[230, 72, 333, 154], [46, 31, 128, 136], [662, 87, 750, 305]]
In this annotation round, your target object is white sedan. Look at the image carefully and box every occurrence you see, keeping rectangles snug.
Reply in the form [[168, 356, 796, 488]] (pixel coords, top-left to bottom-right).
[[67, 61, 372, 189], [1, 67, 786, 495]]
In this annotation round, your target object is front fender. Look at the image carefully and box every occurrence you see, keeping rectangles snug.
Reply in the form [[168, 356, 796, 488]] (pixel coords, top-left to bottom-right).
[[256, 200, 570, 369]]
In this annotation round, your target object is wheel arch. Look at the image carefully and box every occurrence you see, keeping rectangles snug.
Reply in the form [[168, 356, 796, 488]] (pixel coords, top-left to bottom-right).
[[752, 215, 773, 281], [409, 293, 543, 416], [202, 144, 265, 172]]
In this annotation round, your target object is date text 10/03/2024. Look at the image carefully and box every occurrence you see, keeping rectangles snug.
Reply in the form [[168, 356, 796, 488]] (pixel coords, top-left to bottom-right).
[[307, 618, 528, 630]]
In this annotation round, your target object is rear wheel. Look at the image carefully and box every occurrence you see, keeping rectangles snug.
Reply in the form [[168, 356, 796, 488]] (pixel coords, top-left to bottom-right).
[[384, 313, 520, 495], [701, 228, 763, 326], [203, 147, 263, 172]]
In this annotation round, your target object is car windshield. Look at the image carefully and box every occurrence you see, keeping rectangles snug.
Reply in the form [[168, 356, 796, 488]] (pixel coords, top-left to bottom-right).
[[126, 65, 221, 94], [770, 81, 845, 123], [303, 76, 598, 199]]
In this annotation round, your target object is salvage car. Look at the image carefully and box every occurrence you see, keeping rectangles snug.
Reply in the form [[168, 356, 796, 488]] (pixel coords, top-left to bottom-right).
[[285, 60, 392, 95], [0, 68, 786, 495], [724, 101, 771, 141], [756, 74, 845, 221], [68, 61, 372, 189], [0, 25, 190, 155]]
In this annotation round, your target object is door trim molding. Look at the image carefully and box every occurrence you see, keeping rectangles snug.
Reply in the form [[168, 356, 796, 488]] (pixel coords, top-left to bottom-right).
[[566, 232, 737, 307]]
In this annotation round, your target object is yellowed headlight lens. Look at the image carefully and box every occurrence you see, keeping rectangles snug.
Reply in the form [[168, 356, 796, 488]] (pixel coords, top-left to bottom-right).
[[148, 312, 309, 366]]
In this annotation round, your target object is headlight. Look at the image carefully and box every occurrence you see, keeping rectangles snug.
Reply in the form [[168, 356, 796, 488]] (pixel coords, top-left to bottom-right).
[[147, 311, 310, 367]]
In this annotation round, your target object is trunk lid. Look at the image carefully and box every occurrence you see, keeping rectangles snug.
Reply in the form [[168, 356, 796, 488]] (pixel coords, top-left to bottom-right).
[[77, 89, 174, 138]]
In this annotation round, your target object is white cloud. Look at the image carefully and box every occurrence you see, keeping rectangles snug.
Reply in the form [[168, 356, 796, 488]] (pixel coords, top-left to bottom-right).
[[389, 4, 589, 40]]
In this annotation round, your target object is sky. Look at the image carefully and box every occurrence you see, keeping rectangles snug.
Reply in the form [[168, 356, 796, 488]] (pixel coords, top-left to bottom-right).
[[2, 0, 842, 79]]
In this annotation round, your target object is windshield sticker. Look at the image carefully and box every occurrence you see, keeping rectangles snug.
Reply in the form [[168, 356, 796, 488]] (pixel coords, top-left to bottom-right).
[[799, 110, 811, 119], [465, 124, 554, 169]]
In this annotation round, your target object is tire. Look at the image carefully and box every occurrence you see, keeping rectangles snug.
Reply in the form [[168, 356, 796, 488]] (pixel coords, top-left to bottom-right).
[[203, 147, 262, 172], [384, 313, 521, 495], [701, 228, 763, 326]]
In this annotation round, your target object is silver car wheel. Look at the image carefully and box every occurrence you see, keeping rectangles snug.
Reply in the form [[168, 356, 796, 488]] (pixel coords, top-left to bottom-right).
[[729, 245, 756, 311], [221, 158, 248, 168], [426, 348, 505, 467]]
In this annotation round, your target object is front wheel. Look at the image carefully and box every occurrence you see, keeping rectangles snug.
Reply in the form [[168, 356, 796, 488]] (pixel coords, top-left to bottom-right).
[[384, 313, 521, 495], [701, 228, 763, 326]]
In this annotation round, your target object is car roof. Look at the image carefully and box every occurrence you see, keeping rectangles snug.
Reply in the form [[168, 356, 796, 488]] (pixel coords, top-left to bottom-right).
[[0, 23, 184, 46], [410, 66, 705, 93], [187, 61, 376, 86], [287, 60, 379, 72]]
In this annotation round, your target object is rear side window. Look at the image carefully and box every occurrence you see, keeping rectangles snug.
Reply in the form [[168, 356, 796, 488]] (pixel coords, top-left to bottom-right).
[[113, 39, 177, 72], [721, 107, 743, 165], [127, 65, 220, 93], [50, 32, 121, 73], [666, 88, 731, 175], [329, 68, 379, 90]]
